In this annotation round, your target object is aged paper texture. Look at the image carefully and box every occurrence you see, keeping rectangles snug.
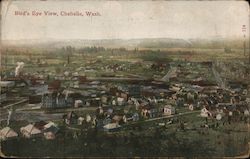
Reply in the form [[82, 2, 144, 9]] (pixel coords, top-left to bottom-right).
[[0, 0, 250, 158]]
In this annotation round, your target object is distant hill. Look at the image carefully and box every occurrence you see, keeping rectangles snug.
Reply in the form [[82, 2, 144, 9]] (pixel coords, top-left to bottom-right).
[[2, 37, 249, 49]]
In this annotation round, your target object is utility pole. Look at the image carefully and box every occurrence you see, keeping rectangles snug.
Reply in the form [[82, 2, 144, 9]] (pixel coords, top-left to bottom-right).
[[242, 25, 246, 56], [249, 14, 250, 64], [242, 24, 249, 64], [243, 35, 246, 56]]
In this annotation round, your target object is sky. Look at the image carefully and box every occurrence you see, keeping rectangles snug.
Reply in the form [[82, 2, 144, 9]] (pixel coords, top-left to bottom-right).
[[1, 0, 249, 40]]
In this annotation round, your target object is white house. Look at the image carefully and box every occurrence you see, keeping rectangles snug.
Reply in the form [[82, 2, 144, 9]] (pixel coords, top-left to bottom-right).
[[20, 124, 42, 138], [74, 100, 83, 108], [117, 97, 125, 106], [200, 107, 211, 117], [189, 104, 194, 111], [163, 105, 176, 116], [78, 117, 85, 125], [0, 127, 18, 140]]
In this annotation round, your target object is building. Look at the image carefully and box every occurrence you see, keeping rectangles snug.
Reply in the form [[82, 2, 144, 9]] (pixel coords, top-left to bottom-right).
[[103, 123, 121, 132], [200, 107, 211, 118], [20, 124, 42, 138], [74, 100, 83, 107], [43, 122, 59, 140], [0, 81, 15, 88], [141, 105, 158, 118], [0, 127, 18, 140], [41, 92, 57, 108], [112, 115, 123, 124], [117, 97, 126, 106], [163, 105, 176, 116], [43, 126, 59, 140], [41, 92, 67, 109]]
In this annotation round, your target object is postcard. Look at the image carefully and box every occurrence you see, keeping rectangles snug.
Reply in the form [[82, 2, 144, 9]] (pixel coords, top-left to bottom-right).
[[0, 0, 249, 158]]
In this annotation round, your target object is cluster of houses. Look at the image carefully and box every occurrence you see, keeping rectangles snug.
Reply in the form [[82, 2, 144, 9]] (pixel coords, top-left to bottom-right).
[[61, 96, 177, 132], [0, 121, 59, 141], [40, 66, 249, 128], [1, 60, 249, 136]]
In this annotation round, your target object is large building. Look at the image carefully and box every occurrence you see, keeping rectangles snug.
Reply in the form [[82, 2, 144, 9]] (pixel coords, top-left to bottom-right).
[[41, 92, 67, 109]]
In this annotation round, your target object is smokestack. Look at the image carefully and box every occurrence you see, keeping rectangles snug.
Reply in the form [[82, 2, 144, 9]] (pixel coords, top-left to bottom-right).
[[15, 62, 24, 77]]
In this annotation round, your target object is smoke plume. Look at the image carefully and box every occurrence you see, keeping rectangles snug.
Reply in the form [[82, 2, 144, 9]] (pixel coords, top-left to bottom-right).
[[15, 62, 25, 77]]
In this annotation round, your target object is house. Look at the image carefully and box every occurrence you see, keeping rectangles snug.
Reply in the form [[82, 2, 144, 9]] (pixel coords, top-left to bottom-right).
[[0, 127, 18, 140], [244, 109, 249, 117], [141, 105, 158, 118], [43, 123, 59, 140], [44, 121, 57, 129], [132, 113, 140, 121], [112, 99, 117, 106], [103, 123, 121, 132], [20, 124, 42, 138], [216, 113, 222, 121], [112, 115, 123, 124], [163, 105, 176, 116], [123, 115, 128, 123], [189, 104, 194, 111], [86, 114, 92, 123], [200, 107, 211, 118], [122, 113, 136, 123], [120, 92, 129, 101], [78, 117, 85, 125], [74, 100, 83, 108], [43, 126, 59, 140], [101, 95, 109, 104], [117, 97, 126, 106]]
